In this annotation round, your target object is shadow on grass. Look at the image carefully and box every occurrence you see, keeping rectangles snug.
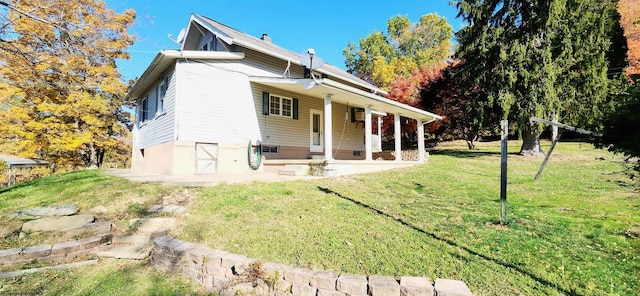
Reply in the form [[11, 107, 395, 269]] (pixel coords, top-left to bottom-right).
[[430, 149, 501, 158], [317, 186, 582, 296]]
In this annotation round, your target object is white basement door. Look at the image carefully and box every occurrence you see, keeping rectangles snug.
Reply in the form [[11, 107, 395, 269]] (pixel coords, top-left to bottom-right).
[[195, 143, 218, 174]]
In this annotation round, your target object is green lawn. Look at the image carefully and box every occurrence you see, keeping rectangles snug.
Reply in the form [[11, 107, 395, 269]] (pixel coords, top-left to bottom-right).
[[0, 259, 203, 295], [178, 141, 639, 295], [0, 141, 638, 295]]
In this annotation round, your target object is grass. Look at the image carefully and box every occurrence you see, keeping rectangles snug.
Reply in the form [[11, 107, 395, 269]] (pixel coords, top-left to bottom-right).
[[0, 170, 189, 249], [177, 141, 639, 296], [0, 141, 638, 295], [0, 259, 204, 295]]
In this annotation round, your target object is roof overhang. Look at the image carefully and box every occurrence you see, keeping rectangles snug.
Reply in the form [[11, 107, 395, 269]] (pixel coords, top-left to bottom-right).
[[249, 77, 442, 122], [0, 157, 49, 168], [125, 50, 244, 101]]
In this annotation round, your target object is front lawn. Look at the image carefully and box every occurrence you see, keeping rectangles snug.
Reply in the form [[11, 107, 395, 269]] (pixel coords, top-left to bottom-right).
[[0, 141, 637, 295], [178, 141, 639, 295]]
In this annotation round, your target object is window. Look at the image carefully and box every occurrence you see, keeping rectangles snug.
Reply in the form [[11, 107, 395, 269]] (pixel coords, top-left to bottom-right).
[[269, 95, 293, 118], [156, 77, 168, 115], [140, 97, 149, 122], [199, 37, 217, 51], [262, 145, 278, 154]]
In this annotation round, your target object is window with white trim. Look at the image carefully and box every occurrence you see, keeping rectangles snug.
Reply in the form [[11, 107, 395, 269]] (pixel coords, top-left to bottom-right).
[[140, 96, 149, 123], [156, 77, 167, 115], [269, 95, 293, 118], [199, 37, 218, 51]]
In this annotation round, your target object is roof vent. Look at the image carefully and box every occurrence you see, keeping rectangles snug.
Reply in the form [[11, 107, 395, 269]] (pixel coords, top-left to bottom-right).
[[261, 33, 271, 43]]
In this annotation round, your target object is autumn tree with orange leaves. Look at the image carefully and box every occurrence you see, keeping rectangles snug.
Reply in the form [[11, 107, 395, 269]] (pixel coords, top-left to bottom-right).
[[0, 0, 135, 168], [344, 14, 453, 145], [597, 0, 640, 177], [378, 63, 447, 144], [618, 0, 640, 77]]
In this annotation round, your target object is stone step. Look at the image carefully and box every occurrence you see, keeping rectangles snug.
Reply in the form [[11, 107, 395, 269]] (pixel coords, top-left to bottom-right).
[[94, 244, 152, 260], [112, 230, 166, 245], [130, 218, 176, 234], [112, 235, 151, 245], [278, 170, 296, 176], [279, 165, 309, 176]]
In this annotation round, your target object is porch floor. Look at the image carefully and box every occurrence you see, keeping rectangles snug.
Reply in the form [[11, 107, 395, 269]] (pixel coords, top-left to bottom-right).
[[262, 158, 423, 177], [107, 160, 424, 187]]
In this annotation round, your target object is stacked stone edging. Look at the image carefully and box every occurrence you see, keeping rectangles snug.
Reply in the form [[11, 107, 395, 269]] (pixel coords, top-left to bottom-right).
[[0, 234, 111, 266], [373, 150, 425, 162], [152, 236, 473, 296]]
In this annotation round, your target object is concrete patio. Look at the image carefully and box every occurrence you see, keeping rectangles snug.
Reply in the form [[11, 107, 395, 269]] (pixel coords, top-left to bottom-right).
[[105, 169, 317, 187]]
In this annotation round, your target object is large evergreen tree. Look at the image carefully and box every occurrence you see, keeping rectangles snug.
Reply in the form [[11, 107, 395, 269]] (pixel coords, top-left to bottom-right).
[[455, 0, 617, 155]]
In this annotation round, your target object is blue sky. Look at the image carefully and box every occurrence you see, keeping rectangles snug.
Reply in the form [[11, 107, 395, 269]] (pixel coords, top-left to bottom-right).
[[105, 0, 464, 81]]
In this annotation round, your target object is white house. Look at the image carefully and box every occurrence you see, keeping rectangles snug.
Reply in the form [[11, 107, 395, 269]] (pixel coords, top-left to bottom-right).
[[127, 14, 441, 176]]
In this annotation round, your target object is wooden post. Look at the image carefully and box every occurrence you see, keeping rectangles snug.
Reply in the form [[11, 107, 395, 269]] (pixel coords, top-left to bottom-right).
[[500, 120, 508, 224], [534, 131, 562, 182], [529, 117, 600, 181]]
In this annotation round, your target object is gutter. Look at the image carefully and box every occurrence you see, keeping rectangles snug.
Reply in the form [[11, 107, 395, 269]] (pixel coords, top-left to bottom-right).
[[320, 79, 442, 121], [125, 50, 244, 101]]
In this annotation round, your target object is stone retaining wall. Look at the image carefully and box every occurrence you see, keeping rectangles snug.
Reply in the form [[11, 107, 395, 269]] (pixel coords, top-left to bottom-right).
[[373, 150, 424, 161], [0, 234, 111, 266], [152, 236, 473, 296]]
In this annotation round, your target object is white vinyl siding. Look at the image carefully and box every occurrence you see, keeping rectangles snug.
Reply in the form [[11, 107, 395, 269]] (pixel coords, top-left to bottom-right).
[[254, 85, 365, 151], [136, 68, 176, 148], [176, 61, 261, 144], [135, 46, 368, 152]]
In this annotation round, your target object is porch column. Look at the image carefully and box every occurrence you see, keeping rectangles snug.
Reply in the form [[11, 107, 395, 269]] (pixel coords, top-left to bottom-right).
[[394, 113, 401, 161], [377, 116, 382, 153], [324, 95, 333, 160], [365, 105, 372, 161], [417, 119, 426, 162]]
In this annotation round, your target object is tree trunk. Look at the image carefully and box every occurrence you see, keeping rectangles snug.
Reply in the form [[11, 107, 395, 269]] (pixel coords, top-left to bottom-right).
[[466, 140, 475, 150], [520, 127, 544, 156]]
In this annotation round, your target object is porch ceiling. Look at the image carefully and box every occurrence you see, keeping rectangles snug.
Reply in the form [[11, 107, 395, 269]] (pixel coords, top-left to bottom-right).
[[249, 77, 442, 122]]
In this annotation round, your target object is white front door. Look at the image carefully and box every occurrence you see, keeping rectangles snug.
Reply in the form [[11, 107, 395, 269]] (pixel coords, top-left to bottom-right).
[[310, 109, 324, 153]]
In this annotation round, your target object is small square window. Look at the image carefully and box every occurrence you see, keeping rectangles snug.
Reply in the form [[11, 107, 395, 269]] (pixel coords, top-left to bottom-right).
[[281, 98, 292, 117], [269, 95, 292, 118], [262, 145, 278, 154], [270, 96, 280, 115]]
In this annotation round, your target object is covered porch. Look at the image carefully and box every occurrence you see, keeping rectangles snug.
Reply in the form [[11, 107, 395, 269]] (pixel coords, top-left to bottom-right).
[[251, 76, 441, 175]]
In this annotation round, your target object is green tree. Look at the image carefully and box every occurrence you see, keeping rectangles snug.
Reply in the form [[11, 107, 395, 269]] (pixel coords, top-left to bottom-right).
[[597, 0, 640, 178], [0, 0, 135, 168], [344, 13, 453, 90], [599, 80, 640, 175], [455, 0, 618, 155]]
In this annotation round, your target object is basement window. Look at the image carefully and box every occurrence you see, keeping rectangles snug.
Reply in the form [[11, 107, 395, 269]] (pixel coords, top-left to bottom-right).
[[261, 145, 278, 154]]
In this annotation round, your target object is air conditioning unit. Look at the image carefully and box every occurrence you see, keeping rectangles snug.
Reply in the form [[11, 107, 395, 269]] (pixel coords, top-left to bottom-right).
[[355, 111, 365, 121]]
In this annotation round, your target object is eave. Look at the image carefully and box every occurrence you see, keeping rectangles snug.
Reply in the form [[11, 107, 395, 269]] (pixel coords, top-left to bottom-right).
[[125, 50, 244, 101]]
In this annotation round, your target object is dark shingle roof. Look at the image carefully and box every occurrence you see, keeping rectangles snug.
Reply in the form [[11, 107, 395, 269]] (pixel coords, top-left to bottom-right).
[[194, 14, 386, 95]]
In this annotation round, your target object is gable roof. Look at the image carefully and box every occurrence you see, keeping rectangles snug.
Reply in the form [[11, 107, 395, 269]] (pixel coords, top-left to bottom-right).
[[187, 14, 388, 96], [126, 14, 442, 122]]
